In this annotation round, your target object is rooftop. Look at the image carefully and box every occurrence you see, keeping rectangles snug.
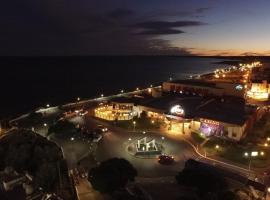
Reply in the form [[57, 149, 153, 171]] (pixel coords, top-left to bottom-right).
[[195, 98, 251, 125], [139, 95, 253, 125], [110, 96, 142, 104]]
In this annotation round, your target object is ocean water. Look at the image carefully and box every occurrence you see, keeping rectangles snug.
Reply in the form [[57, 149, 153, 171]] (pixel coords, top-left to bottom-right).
[[0, 56, 231, 118]]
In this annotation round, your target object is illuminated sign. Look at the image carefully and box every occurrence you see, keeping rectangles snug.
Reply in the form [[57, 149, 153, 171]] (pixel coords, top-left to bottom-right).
[[200, 119, 220, 126], [170, 105, 184, 116], [235, 84, 243, 91]]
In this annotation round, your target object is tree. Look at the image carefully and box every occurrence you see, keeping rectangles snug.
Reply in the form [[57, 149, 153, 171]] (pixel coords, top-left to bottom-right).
[[88, 158, 137, 194], [0, 129, 63, 193], [175, 160, 228, 199], [218, 191, 239, 200]]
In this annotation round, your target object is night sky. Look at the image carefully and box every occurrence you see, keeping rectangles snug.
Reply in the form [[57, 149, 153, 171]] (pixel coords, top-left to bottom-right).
[[1, 0, 270, 56]]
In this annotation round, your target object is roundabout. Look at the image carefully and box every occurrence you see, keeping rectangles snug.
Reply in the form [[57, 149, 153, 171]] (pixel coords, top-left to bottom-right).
[[95, 129, 197, 177], [127, 136, 163, 158]]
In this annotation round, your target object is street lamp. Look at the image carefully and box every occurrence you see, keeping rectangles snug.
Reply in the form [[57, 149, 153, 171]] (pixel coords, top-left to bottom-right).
[[244, 151, 265, 177], [142, 131, 146, 134], [43, 123, 47, 127], [121, 90, 124, 93], [77, 97, 80, 101], [161, 136, 165, 148], [133, 121, 136, 131], [128, 138, 132, 141], [267, 137, 270, 142], [70, 137, 75, 151], [215, 144, 220, 149], [101, 94, 104, 97], [46, 104, 50, 108], [264, 143, 268, 147]]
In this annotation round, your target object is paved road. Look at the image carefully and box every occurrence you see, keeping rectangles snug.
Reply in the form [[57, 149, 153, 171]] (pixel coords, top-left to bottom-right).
[[95, 130, 196, 177]]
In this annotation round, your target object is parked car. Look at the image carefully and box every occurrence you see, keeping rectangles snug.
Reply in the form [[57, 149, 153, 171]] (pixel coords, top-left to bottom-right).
[[158, 155, 174, 165], [96, 125, 108, 133]]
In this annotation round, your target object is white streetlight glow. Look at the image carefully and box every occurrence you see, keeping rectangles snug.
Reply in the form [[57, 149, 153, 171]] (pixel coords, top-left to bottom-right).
[[251, 151, 258, 157]]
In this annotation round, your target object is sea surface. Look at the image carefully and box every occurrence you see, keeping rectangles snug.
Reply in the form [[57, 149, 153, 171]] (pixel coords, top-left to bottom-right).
[[0, 56, 236, 118]]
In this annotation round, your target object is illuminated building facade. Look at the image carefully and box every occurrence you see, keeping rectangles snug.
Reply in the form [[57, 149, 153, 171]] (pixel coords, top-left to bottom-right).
[[94, 97, 139, 121], [162, 80, 246, 98], [247, 65, 270, 101], [138, 96, 257, 141]]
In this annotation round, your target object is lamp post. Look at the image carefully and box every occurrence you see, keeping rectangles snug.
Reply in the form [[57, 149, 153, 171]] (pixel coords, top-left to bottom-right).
[[161, 136, 165, 147], [267, 187, 270, 200], [133, 121, 136, 131], [70, 137, 75, 151], [244, 151, 265, 178]]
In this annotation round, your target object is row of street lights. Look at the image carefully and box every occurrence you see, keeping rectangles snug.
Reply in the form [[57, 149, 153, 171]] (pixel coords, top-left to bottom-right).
[[244, 151, 265, 176]]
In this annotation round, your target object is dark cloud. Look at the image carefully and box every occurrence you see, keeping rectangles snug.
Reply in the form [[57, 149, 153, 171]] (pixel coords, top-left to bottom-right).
[[133, 21, 206, 29], [132, 20, 205, 35], [0, 0, 207, 56], [108, 8, 135, 19], [136, 29, 185, 35]]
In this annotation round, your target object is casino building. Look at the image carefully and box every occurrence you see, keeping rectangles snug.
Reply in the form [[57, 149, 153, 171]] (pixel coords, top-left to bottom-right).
[[138, 96, 259, 141], [94, 79, 263, 141]]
